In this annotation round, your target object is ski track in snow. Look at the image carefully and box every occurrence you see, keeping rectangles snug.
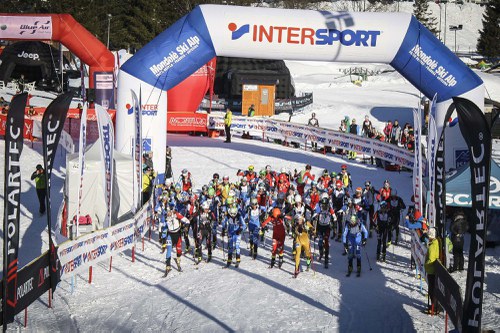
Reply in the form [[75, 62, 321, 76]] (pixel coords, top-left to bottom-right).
[[1, 133, 499, 332]]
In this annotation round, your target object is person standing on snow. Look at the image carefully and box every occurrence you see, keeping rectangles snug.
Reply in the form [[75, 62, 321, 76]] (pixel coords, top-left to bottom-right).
[[293, 214, 314, 277], [307, 112, 320, 151], [195, 201, 216, 263], [343, 215, 368, 277], [387, 189, 406, 246], [294, 164, 315, 196], [261, 208, 286, 269], [31, 164, 46, 215], [424, 227, 441, 314], [375, 201, 390, 262], [158, 202, 190, 276], [222, 206, 246, 268], [313, 196, 336, 268], [245, 198, 264, 259], [224, 108, 232, 143], [362, 181, 379, 237]]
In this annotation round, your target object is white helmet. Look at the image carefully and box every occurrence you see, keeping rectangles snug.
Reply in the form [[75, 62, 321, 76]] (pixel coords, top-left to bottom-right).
[[201, 201, 210, 210], [229, 207, 238, 217], [165, 178, 172, 186], [294, 194, 302, 203], [229, 190, 236, 197], [281, 167, 287, 174], [321, 192, 329, 200]]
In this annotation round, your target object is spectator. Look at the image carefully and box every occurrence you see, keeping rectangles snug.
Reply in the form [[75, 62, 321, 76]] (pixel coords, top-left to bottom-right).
[[449, 210, 467, 272], [224, 108, 232, 143], [27, 105, 35, 117], [343, 116, 351, 133], [424, 227, 441, 315], [165, 145, 173, 180], [390, 120, 401, 145], [383, 121, 393, 142], [142, 166, 154, 205], [30, 164, 46, 214], [362, 115, 372, 137], [307, 112, 319, 151], [348, 118, 359, 160], [243, 104, 255, 139]]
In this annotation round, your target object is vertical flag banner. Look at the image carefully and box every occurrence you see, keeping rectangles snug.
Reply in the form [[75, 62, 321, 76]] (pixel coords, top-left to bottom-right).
[[96, 104, 114, 229], [427, 113, 437, 227], [2, 93, 28, 326], [412, 107, 422, 212], [453, 97, 492, 333], [131, 90, 142, 212], [75, 105, 88, 238], [42, 91, 72, 293]]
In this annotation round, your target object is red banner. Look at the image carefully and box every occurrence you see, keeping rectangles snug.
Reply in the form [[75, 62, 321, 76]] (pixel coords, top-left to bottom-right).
[[0, 115, 34, 141], [167, 112, 208, 133]]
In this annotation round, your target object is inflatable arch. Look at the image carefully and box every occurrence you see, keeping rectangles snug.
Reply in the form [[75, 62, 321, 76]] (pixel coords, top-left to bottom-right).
[[0, 13, 115, 108], [117, 5, 484, 179]]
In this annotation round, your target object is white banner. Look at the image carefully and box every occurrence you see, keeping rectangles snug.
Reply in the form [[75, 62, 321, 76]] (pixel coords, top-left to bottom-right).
[[410, 230, 428, 281], [96, 104, 114, 229], [57, 197, 154, 279], [413, 107, 422, 212], [58, 219, 136, 278], [0, 16, 52, 40], [131, 90, 142, 213], [75, 105, 88, 237], [427, 114, 437, 227], [208, 114, 415, 169]]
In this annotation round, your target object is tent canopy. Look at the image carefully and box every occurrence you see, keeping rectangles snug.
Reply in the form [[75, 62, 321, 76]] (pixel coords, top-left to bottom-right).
[[446, 160, 500, 210], [65, 139, 134, 232]]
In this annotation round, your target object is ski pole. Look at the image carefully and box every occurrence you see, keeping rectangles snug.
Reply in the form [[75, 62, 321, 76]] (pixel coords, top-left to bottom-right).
[[364, 245, 373, 271]]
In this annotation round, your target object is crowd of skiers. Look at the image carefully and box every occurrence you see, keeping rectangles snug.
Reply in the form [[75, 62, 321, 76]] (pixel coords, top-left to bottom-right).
[[153, 163, 410, 278]]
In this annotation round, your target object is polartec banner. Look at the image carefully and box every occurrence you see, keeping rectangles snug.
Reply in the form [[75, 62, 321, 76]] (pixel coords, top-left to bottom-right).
[[2, 93, 28, 325]]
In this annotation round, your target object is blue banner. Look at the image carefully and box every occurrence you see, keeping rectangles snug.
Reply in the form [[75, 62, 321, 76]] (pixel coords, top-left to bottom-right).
[[391, 16, 482, 103], [121, 7, 216, 91]]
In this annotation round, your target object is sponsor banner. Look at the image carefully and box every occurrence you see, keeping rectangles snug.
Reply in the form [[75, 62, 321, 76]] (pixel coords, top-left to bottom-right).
[[120, 6, 216, 90], [0, 16, 52, 40], [201, 6, 409, 63], [413, 107, 422, 211], [94, 72, 115, 109], [131, 91, 142, 213], [76, 106, 88, 237], [453, 97, 492, 332], [167, 112, 208, 132], [391, 16, 482, 103], [427, 113, 437, 227], [2, 93, 28, 325], [42, 92, 72, 294], [135, 201, 152, 239], [208, 114, 414, 169], [96, 104, 114, 229], [434, 261, 464, 331], [0, 116, 34, 141], [59, 129, 75, 154], [58, 220, 136, 279], [410, 230, 427, 280], [0, 251, 52, 326]]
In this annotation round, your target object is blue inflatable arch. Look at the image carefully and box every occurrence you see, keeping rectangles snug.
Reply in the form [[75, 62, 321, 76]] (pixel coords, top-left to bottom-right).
[[116, 5, 484, 177]]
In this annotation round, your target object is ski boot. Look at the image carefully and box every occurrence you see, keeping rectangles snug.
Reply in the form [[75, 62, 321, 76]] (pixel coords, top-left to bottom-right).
[[206, 254, 212, 263], [163, 265, 172, 277], [252, 247, 258, 260], [225, 254, 232, 268], [382, 253, 386, 262], [346, 264, 353, 277], [269, 256, 276, 268], [175, 257, 182, 272], [318, 248, 323, 262], [249, 243, 254, 257], [324, 254, 329, 269], [293, 267, 300, 278], [278, 255, 284, 268], [357, 259, 361, 277], [235, 254, 240, 268], [306, 258, 311, 271], [394, 236, 399, 246]]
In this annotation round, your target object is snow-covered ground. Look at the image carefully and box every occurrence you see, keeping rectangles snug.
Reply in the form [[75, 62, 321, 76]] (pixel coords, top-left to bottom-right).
[[1, 2, 500, 332]]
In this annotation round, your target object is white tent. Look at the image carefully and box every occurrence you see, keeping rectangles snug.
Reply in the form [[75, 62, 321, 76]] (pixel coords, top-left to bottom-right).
[[65, 139, 134, 233]]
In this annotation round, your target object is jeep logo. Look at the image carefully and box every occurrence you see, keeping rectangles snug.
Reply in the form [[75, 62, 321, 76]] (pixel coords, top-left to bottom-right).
[[17, 51, 40, 61]]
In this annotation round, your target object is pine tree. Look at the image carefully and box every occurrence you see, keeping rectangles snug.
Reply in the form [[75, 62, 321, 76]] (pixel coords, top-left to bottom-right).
[[477, 0, 500, 58], [413, 0, 439, 36]]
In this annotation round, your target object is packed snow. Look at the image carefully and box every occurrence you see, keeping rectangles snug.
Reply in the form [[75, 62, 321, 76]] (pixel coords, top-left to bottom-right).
[[1, 2, 500, 332]]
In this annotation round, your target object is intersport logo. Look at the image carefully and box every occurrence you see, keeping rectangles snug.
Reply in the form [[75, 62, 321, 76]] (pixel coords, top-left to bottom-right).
[[228, 22, 380, 47]]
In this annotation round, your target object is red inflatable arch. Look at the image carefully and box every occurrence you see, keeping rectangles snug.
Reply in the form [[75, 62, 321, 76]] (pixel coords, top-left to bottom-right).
[[0, 13, 115, 106]]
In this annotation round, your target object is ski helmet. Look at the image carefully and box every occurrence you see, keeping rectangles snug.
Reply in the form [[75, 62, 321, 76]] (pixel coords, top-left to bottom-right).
[[266, 165, 272, 172], [311, 180, 318, 187], [281, 167, 287, 174], [248, 165, 255, 171], [380, 201, 388, 209], [260, 169, 266, 177], [350, 215, 358, 225], [365, 181, 371, 187], [208, 187, 215, 197], [321, 197, 329, 206], [229, 207, 238, 217], [336, 180, 343, 188], [251, 198, 258, 206], [356, 187, 362, 193], [330, 171, 337, 178], [202, 185, 208, 192], [272, 208, 281, 219], [294, 194, 302, 203], [323, 169, 329, 175], [226, 197, 234, 206], [182, 168, 189, 176], [165, 179, 173, 186], [213, 173, 220, 180], [201, 201, 210, 210], [305, 164, 312, 170], [223, 175, 229, 181], [321, 192, 329, 200]]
